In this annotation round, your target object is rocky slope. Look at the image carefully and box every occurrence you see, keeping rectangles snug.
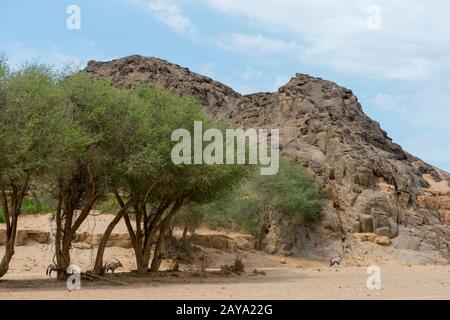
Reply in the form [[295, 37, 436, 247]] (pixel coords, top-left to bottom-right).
[[85, 55, 450, 265]]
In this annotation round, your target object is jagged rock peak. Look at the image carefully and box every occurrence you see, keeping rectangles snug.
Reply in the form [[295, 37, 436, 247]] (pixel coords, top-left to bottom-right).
[[85, 55, 240, 116]]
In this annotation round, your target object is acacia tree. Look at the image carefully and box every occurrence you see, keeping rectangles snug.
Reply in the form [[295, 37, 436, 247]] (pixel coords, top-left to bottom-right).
[[0, 61, 87, 278], [91, 85, 246, 274], [143, 117, 246, 272], [50, 73, 132, 278], [91, 85, 169, 274], [149, 161, 245, 272], [94, 85, 207, 273]]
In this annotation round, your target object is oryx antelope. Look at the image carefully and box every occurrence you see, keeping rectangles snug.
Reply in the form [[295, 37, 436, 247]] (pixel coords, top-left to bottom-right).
[[46, 264, 58, 277], [330, 257, 341, 267], [103, 258, 123, 274]]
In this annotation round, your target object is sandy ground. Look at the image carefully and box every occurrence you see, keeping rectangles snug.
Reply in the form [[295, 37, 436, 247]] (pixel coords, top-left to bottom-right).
[[1, 214, 450, 300], [1, 214, 310, 278], [1, 266, 449, 300]]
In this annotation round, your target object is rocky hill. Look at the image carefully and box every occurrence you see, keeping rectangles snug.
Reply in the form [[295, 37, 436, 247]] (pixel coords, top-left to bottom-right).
[[85, 55, 450, 265]]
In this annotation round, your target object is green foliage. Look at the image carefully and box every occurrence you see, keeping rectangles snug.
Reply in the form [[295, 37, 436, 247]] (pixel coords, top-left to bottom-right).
[[57, 72, 129, 190], [0, 57, 321, 239], [0, 63, 90, 187], [95, 195, 121, 214], [107, 84, 248, 212], [0, 57, 249, 275], [0, 54, 8, 93], [20, 197, 54, 215], [111, 84, 207, 196], [0, 197, 54, 222], [196, 158, 323, 235], [252, 158, 323, 219], [172, 204, 204, 232]]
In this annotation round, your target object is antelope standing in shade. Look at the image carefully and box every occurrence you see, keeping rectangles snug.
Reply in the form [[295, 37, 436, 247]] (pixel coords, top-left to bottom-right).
[[103, 258, 123, 274]]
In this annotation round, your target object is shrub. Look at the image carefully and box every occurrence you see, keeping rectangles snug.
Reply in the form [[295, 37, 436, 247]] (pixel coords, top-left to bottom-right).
[[196, 157, 324, 236], [252, 158, 323, 220], [0, 197, 54, 219]]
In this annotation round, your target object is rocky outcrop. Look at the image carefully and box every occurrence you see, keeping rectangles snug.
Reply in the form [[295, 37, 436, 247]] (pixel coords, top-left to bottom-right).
[[85, 56, 239, 118], [73, 232, 133, 249], [72, 230, 254, 251], [191, 234, 254, 252], [85, 55, 450, 264], [352, 233, 390, 246], [0, 229, 50, 246]]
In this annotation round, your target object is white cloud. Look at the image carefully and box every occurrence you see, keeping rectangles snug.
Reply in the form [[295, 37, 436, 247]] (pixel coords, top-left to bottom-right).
[[237, 67, 263, 80], [4, 42, 38, 68], [5, 42, 82, 69], [52, 52, 84, 68], [403, 85, 450, 131], [205, 0, 450, 169], [196, 62, 216, 78], [403, 132, 450, 169], [369, 86, 450, 132], [206, 0, 450, 81], [371, 93, 399, 111], [2, 42, 107, 71], [147, 0, 196, 35], [215, 33, 301, 56]]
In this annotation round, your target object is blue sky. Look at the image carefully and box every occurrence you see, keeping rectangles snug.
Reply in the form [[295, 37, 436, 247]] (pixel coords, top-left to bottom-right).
[[1, 0, 449, 171]]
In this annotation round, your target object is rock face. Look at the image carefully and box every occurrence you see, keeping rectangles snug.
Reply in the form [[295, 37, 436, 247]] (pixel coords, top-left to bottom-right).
[[85, 56, 239, 118], [85, 55, 450, 264], [191, 234, 254, 252], [73, 232, 133, 249], [0, 229, 50, 246]]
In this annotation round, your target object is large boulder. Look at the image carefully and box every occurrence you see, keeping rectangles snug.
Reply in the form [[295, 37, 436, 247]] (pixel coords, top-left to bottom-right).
[[352, 190, 400, 239]]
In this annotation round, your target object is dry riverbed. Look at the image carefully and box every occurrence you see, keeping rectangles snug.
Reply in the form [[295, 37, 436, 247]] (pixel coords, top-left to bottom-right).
[[1, 214, 450, 300], [1, 266, 450, 300]]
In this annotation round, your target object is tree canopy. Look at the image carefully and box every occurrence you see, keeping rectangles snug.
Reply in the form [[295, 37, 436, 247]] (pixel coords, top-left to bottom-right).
[[194, 158, 324, 237], [0, 56, 323, 278]]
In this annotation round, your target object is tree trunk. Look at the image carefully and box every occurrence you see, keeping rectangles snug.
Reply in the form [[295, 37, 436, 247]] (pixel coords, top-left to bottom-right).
[[54, 193, 72, 280], [181, 225, 189, 249], [53, 165, 99, 279], [0, 215, 16, 278], [0, 241, 15, 277], [149, 193, 195, 272], [150, 230, 165, 272], [93, 203, 130, 275], [123, 212, 151, 273], [55, 238, 71, 280], [0, 187, 23, 279], [150, 223, 170, 272], [0, 192, 24, 278], [124, 199, 170, 274]]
